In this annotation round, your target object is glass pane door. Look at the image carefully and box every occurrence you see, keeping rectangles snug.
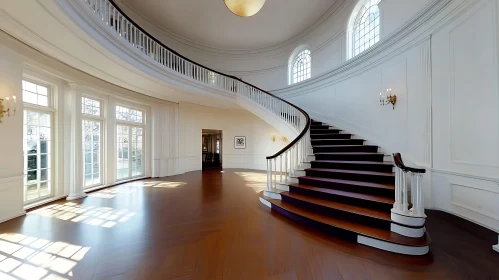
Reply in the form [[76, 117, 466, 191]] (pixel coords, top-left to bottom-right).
[[117, 124, 144, 180], [23, 110, 52, 202], [131, 127, 143, 176], [117, 125, 130, 180], [83, 120, 101, 188]]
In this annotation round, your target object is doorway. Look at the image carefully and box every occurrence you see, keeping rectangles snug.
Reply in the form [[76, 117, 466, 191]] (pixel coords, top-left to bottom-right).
[[202, 129, 222, 169]]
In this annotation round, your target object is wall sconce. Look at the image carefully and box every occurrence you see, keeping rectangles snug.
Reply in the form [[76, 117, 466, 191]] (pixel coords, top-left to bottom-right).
[[0, 96, 17, 123], [281, 136, 288, 143], [271, 134, 276, 142], [380, 88, 397, 109]]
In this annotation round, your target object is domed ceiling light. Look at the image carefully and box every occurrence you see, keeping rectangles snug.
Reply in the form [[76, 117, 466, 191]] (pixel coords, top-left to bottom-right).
[[224, 0, 266, 17]]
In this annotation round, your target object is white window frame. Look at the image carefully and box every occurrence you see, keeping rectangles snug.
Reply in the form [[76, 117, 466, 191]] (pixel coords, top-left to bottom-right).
[[22, 78, 56, 204], [115, 104, 146, 181], [81, 95, 105, 189], [347, 0, 382, 60], [288, 46, 312, 85]]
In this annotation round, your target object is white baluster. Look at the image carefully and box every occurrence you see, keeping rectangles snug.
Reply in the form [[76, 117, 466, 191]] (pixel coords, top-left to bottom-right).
[[280, 155, 283, 183], [402, 171, 409, 214], [267, 159, 271, 191], [285, 151, 288, 182], [274, 158, 277, 190]]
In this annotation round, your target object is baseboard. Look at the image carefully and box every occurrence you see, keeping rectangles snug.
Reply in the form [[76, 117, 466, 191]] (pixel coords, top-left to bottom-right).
[[0, 212, 26, 224], [24, 195, 68, 211]]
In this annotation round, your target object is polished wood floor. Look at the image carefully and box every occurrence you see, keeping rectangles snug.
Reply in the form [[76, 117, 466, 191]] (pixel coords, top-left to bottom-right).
[[0, 169, 498, 279]]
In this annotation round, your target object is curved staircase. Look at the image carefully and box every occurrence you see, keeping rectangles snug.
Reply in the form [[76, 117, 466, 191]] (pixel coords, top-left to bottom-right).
[[260, 120, 431, 255]]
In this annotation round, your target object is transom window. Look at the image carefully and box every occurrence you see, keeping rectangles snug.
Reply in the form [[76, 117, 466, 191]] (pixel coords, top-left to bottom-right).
[[22, 80, 53, 203], [82, 97, 101, 116], [116, 105, 143, 123], [22, 80, 49, 107], [351, 0, 381, 58], [291, 49, 311, 84]]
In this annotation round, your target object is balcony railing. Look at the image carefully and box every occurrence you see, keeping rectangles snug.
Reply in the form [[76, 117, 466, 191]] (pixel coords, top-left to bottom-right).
[[82, 0, 311, 190]]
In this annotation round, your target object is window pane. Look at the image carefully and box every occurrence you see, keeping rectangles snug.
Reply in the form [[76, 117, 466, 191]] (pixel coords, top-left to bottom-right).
[[351, 0, 381, 58], [291, 50, 311, 84], [82, 119, 102, 188], [23, 110, 52, 202], [82, 97, 101, 116], [22, 80, 50, 107], [116, 105, 144, 123]]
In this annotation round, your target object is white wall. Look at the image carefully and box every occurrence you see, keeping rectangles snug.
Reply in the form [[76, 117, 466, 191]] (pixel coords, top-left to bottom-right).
[[112, 0, 433, 91], [178, 102, 286, 173], [0, 45, 25, 223], [274, 0, 499, 233]]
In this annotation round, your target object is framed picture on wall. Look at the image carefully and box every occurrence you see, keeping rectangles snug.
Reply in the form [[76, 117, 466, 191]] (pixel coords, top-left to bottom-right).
[[234, 136, 246, 149]]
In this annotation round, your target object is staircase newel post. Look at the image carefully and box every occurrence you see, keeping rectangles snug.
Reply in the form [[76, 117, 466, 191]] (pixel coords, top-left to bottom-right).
[[290, 146, 294, 177], [393, 167, 400, 212], [402, 171, 409, 214]]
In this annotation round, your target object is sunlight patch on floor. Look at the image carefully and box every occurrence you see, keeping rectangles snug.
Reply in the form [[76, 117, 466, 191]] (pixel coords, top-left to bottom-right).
[[29, 203, 136, 228], [234, 172, 268, 193], [0, 233, 90, 280], [152, 182, 187, 188], [87, 188, 136, 199]]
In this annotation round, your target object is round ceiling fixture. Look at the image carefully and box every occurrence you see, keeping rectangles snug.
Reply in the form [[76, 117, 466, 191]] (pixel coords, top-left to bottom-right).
[[224, 0, 266, 17]]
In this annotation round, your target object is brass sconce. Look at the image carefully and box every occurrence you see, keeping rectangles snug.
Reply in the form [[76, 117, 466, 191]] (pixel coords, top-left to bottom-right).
[[0, 96, 17, 123], [281, 136, 288, 143], [380, 88, 397, 109], [271, 134, 276, 142]]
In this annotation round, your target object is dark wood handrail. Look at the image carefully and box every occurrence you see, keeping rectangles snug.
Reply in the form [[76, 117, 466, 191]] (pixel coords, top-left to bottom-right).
[[106, 0, 310, 160], [393, 153, 426, 173]]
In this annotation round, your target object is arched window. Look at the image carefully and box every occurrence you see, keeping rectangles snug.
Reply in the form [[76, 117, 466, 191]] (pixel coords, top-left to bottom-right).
[[290, 49, 311, 84], [348, 0, 381, 59]]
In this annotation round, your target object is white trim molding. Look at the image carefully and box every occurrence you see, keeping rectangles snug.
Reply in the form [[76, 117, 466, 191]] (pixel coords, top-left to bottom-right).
[[391, 223, 426, 238], [391, 211, 426, 227], [358, 235, 430, 256], [259, 197, 271, 208], [494, 236, 499, 253]]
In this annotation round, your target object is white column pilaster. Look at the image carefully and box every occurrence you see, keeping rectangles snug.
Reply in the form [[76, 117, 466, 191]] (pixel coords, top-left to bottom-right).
[[67, 85, 87, 200]]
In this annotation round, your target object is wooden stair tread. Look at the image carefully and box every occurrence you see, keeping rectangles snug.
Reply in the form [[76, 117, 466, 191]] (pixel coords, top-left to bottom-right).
[[288, 183, 395, 204], [313, 152, 382, 155], [261, 194, 430, 247], [312, 139, 364, 142], [312, 160, 393, 166], [281, 192, 391, 221], [298, 176, 395, 190], [312, 145, 378, 148], [306, 168, 395, 177]]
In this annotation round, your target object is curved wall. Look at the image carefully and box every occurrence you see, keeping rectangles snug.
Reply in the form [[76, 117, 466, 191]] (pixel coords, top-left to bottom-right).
[[113, 0, 432, 90], [275, 0, 499, 234]]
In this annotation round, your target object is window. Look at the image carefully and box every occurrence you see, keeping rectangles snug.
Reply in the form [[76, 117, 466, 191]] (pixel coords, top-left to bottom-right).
[[116, 105, 145, 180], [82, 97, 101, 116], [82, 97, 103, 189], [290, 49, 311, 84], [22, 80, 49, 107], [116, 105, 143, 123], [349, 0, 381, 58], [22, 80, 53, 203]]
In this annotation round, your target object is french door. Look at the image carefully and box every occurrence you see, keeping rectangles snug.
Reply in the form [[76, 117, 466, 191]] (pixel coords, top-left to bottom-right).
[[116, 124, 144, 180]]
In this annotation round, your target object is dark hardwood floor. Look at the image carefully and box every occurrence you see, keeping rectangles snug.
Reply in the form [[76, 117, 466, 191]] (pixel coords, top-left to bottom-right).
[[0, 169, 497, 279]]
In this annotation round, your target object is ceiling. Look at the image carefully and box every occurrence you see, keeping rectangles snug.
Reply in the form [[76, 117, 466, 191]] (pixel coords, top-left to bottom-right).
[[118, 0, 337, 51]]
